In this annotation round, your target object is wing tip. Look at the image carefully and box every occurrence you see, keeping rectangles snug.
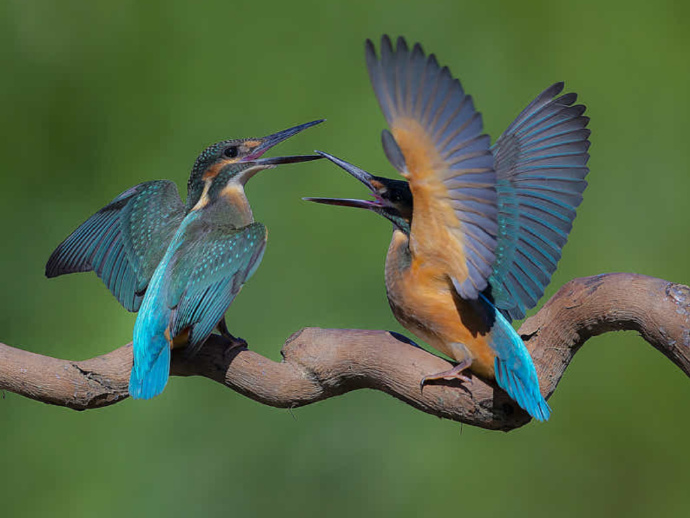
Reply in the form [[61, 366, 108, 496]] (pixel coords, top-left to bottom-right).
[[45, 255, 59, 278], [365, 37, 376, 56], [551, 81, 565, 95]]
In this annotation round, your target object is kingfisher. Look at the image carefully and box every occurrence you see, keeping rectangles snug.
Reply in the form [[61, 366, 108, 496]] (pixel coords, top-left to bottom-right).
[[305, 36, 590, 421], [46, 119, 323, 399]]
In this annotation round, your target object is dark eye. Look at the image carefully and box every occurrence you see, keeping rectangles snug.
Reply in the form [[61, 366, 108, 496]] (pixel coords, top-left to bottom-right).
[[223, 146, 239, 158], [390, 191, 401, 202]]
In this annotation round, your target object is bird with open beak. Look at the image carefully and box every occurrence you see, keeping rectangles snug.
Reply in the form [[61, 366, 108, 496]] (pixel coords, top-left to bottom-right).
[[47, 119, 324, 399], [306, 36, 590, 421]]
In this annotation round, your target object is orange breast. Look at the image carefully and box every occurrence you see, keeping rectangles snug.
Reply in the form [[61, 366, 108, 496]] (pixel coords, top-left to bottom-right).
[[385, 230, 496, 378]]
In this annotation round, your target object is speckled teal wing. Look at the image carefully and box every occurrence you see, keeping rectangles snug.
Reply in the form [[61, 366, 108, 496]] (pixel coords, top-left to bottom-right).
[[166, 222, 267, 356], [46, 180, 185, 311], [489, 83, 590, 320]]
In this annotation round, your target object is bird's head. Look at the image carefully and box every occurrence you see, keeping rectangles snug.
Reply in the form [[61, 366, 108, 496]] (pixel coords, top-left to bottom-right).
[[304, 151, 413, 233], [186, 119, 324, 211]]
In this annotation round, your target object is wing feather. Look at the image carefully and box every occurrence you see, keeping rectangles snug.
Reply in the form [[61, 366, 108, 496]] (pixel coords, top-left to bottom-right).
[[366, 35, 497, 299], [46, 180, 185, 311], [490, 83, 590, 320], [167, 222, 267, 357]]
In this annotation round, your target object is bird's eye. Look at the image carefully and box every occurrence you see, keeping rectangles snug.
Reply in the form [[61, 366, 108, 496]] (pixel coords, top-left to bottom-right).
[[223, 146, 239, 158], [390, 192, 401, 202]]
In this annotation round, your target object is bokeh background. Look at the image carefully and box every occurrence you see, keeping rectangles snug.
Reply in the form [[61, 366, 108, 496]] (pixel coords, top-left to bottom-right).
[[1, 1, 689, 517]]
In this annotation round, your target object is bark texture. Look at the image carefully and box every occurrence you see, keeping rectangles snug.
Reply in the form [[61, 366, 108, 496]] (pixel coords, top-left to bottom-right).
[[1, 273, 688, 431]]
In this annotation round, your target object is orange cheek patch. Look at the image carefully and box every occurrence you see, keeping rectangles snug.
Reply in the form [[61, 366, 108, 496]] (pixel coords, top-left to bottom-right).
[[203, 158, 245, 180], [202, 162, 223, 180]]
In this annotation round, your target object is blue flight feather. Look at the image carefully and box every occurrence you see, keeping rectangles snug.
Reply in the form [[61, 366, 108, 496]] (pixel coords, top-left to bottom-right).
[[477, 83, 589, 420], [46, 180, 185, 312], [489, 83, 590, 321]]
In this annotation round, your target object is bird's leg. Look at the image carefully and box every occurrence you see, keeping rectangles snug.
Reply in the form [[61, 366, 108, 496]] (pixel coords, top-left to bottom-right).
[[216, 317, 248, 350], [420, 343, 473, 389]]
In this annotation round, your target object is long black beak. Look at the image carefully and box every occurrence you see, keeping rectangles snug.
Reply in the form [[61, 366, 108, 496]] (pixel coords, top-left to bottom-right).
[[250, 154, 322, 166], [245, 119, 325, 165], [302, 196, 381, 209], [314, 151, 376, 189], [303, 151, 387, 210]]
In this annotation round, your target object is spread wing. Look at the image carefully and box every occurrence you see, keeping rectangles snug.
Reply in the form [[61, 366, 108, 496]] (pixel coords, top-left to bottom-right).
[[46, 180, 185, 311], [366, 35, 497, 299], [166, 222, 267, 356], [489, 83, 590, 320]]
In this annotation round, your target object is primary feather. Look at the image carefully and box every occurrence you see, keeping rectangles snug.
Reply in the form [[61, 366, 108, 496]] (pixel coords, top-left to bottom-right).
[[490, 82, 590, 321], [45, 180, 185, 311]]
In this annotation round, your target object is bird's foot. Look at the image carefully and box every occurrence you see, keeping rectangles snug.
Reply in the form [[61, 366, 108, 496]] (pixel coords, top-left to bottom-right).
[[217, 318, 248, 351], [420, 358, 473, 391], [222, 332, 248, 351]]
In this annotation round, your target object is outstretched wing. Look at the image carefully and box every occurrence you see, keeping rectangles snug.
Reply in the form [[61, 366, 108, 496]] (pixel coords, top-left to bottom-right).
[[489, 83, 590, 320], [166, 222, 267, 356], [46, 180, 185, 311], [366, 35, 497, 299]]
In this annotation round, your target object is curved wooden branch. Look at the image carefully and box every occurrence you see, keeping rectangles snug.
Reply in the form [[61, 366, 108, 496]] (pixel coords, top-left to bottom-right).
[[1, 273, 688, 430]]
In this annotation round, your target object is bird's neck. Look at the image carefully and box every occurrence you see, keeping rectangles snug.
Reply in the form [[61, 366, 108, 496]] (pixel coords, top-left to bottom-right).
[[386, 229, 412, 274], [193, 182, 254, 227]]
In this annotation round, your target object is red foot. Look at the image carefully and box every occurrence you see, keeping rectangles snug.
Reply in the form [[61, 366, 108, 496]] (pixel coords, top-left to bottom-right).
[[420, 358, 472, 390]]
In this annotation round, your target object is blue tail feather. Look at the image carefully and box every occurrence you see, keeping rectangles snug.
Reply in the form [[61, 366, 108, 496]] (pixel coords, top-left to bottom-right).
[[479, 294, 551, 421], [495, 357, 551, 422], [128, 339, 171, 400]]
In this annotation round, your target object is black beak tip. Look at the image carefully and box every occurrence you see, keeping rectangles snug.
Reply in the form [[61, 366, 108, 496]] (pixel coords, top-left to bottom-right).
[[297, 119, 326, 132]]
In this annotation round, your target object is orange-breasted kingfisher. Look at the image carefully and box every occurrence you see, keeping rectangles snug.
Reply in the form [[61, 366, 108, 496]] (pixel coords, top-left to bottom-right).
[[46, 120, 323, 399], [306, 36, 590, 421]]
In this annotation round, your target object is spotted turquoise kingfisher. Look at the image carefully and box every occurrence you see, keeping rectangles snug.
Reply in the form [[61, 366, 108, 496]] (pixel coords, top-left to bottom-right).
[[47, 120, 323, 399], [306, 36, 590, 421]]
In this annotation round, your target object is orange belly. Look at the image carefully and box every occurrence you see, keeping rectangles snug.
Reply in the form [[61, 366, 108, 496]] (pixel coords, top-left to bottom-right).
[[385, 231, 496, 378]]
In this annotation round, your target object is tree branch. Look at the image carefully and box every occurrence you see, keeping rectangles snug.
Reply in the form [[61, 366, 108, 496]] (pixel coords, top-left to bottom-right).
[[1, 273, 688, 431]]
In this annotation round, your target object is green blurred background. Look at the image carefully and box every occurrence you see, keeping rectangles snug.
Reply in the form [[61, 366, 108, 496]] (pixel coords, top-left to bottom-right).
[[1, 1, 689, 517]]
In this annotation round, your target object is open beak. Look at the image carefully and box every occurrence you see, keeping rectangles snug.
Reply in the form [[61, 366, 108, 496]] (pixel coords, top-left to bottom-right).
[[244, 119, 325, 166], [250, 154, 322, 166], [303, 151, 386, 210]]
